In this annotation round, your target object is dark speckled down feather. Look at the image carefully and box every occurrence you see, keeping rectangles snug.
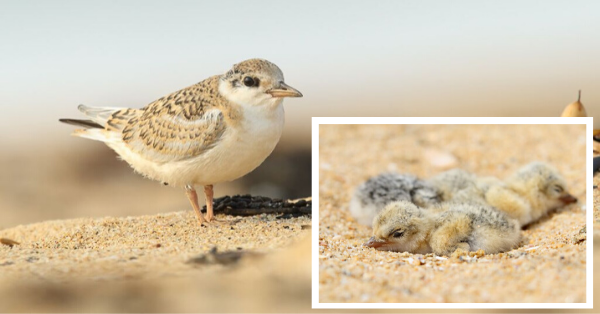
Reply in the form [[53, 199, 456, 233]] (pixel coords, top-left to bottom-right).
[[348, 173, 441, 226]]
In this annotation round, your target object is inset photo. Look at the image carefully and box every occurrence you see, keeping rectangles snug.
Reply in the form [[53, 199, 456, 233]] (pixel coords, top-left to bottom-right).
[[312, 117, 592, 309]]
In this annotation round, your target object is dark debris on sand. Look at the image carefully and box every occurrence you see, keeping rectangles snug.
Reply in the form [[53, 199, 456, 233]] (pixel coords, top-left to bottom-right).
[[201, 195, 311, 218], [186, 247, 263, 266]]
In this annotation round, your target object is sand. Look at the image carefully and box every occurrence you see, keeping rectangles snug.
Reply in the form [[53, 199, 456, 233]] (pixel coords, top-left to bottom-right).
[[1, 122, 598, 312], [319, 124, 589, 304], [0, 210, 312, 312]]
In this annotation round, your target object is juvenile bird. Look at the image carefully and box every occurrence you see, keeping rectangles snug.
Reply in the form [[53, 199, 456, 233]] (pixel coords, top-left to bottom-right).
[[348, 173, 440, 225], [427, 169, 504, 205], [60, 59, 302, 225], [560, 90, 587, 117], [365, 200, 521, 256], [484, 162, 577, 227], [428, 169, 480, 202]]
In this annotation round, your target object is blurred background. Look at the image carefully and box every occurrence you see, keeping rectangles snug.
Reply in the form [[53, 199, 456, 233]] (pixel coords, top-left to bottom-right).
[[1, 0, 598, 228]]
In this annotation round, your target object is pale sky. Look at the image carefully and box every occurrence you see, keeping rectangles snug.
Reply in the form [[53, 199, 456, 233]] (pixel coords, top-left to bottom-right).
[[1, 0, 598, 147]]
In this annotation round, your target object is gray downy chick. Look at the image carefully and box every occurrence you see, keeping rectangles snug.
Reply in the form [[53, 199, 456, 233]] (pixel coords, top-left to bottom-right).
[[348, 173, 441, 226]]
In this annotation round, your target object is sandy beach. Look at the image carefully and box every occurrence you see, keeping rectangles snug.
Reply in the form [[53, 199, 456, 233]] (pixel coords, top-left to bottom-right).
[[0, 209, 311, 312]]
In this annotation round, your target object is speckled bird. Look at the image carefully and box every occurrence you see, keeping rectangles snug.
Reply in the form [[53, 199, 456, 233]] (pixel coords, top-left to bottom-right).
[[427, 168, 501, 205], [484, 162, 576, 227], [60, 58, 302, 225], [365, 200, 521, 255], [348, 173, 441, 225]]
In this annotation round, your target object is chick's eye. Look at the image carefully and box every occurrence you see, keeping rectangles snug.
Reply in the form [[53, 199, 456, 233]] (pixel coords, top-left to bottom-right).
[[553, 185, 564, 193], [392, 231, 404, 238], [243, 76, 259, 87]]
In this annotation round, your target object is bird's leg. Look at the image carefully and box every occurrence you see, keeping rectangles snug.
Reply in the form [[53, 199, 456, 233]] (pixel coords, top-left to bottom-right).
[[185, 184, 206, 225], [204, 185, 215, 222], [204, 185, 241, 225], [201, 185, 240, 225]]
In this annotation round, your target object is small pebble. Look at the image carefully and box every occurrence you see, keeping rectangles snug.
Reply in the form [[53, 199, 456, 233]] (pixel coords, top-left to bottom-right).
[[423, 148, 458, 169]]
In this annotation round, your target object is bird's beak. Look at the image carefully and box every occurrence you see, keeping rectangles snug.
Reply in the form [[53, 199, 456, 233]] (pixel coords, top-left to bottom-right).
[[363, 237, 389, 249], [559, 194, 577, 204], [267, 82, 303, 98]]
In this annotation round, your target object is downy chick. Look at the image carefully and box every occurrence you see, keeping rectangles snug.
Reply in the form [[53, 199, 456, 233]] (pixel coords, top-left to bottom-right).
[[427, 169, 482, 202], [484, 162, 577, 227], [426, 168, 503, 206], [364, 200, 521, 256], [348, 173, 441, 226]]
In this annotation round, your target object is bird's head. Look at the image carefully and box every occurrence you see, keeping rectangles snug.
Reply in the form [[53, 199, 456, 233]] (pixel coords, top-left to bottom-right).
[[364, 201, 431, 252], [510, 162, 577, 208], [219, 58, 302, 108]]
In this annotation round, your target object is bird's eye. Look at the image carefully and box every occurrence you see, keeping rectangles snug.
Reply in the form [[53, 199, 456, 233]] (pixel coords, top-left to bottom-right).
[[243, 76, 259, 87], [392, 231, 404, 238], [553, 185, 564, 193]]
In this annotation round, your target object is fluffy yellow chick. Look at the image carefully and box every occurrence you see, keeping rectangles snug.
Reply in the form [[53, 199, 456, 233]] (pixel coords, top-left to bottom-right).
[[364, 200, 521, 256], [427, 169, 502, 205], [484, 162, 577, 227]]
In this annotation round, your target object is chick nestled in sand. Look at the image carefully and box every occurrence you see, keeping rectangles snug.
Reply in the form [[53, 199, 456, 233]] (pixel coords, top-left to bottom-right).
[[350, 162, 577, 230], [365, 200, 521, 256]]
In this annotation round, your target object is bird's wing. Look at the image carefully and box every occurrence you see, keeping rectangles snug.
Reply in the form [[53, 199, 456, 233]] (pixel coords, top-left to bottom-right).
[[120, 81, 228, 163]]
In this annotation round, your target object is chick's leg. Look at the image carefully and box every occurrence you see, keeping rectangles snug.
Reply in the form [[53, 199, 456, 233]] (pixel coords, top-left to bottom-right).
[[185, 185, 206, 225]]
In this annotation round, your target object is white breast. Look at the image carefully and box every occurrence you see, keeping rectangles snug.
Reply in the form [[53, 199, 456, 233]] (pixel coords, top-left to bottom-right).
[[151, 102, 285, 187]]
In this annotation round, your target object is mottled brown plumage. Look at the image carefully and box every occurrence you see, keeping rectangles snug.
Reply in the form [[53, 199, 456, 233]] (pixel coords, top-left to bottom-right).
[[114, 76, 236, 163]]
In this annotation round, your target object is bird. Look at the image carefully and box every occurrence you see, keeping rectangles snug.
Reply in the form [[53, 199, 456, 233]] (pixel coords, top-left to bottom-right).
[[426, 169, 506, 206], [60, 58, 302, 225], [560, 90, 586, 117], [483, 162, 577, 227], [364, 200, 521, 256], [348, 173, 441, 226], [427, 169, 483, 203], [426, 163, 576, 227]]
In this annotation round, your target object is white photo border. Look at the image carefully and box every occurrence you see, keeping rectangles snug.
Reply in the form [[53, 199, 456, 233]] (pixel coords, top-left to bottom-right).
[[311, 117, 593, 309]]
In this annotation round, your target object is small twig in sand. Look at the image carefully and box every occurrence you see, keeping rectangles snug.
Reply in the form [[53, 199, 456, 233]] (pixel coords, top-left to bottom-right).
[[0, 238, 20, 247]]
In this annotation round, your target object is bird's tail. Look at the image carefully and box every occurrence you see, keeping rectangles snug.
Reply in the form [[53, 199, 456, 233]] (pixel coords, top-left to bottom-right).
[[59, 104, 129, 142], [58, 118, 104, 129]]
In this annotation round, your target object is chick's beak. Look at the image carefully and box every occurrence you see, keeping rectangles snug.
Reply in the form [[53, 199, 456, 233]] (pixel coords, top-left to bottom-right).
[[559, 194, 577, 204], [267, 82, 303, 98], [363, 237, 389, 249]]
